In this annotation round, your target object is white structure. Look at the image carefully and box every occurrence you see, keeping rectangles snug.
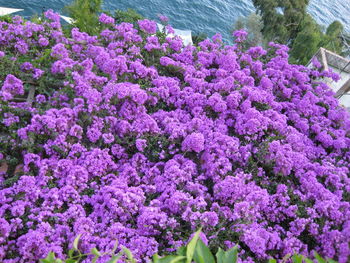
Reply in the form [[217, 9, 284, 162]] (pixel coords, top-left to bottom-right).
[[308, 48, 350, 110], [59, 15, 75, 24], [0, 7, 23, 16], [157, 23, 193, 46]]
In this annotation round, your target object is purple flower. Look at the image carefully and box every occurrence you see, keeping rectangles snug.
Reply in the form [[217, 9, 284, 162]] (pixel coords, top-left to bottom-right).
[[20, 62, 33, 72], [44, 9, 60, 23], [102, 133, 115, 144], [99, 13, 115, 25], [38, 37, 49, 47], [0, 14, 350, 263], [158, 15, 169, 23], [1, 74, 24, 100], [135, 139, 147, 151], [87, 127, 101, 143], [188, 232, 208, 246], [182, 132, 205, 153], [33, 68, 44, 79], [36, 94, 46, 103], [165, 24, 175, 34], [15, 40, 28, 54], [69, 124, 83, 139], [51, 43, 69, 59], [233, 29, 248, 42], [138, 19, 157, 34]]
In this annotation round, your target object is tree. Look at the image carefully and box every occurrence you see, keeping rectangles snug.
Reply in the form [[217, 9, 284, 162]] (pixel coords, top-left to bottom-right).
[[192, 32, 208, 45], [114, 8, 144, 26], [322, 21, 344, 54], [289, 15, 322, 65], [233, 13, 265, 47], [252, 0, 309, 44], [253, 0, 348, 65], [65, 0, 103, 35]]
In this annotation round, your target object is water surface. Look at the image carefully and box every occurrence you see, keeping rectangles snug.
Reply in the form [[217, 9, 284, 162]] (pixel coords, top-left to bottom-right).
[[1, 0, 349, 42]]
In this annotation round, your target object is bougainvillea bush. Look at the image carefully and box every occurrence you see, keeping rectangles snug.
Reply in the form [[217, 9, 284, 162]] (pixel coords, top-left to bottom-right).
[[0, 10, 350, 263]]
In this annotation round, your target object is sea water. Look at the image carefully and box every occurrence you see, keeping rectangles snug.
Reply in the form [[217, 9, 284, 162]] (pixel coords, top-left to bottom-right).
[[1, 0, 349, 42]]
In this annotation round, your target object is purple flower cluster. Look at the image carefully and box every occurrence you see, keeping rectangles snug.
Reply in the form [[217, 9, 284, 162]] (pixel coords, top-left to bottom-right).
[[0, 11, 350, 263], [99, 13, 115, 25], [138, 19, 157, 34], [0, 74, 24, 101]]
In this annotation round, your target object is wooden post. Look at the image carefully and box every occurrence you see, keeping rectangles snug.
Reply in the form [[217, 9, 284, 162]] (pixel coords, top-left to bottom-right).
[[26, 85, 36, 107], [320, 48, 328, 71]]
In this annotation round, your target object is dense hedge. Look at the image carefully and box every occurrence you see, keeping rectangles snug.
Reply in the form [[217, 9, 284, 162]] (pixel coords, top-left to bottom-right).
[[0, 10, 350, 263]]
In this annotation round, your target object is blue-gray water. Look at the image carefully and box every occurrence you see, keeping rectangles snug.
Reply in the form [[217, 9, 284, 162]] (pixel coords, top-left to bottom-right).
[[1, 0, 350, 42]]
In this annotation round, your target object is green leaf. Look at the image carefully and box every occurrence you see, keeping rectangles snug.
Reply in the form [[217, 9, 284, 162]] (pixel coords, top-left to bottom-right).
[[326, 259, 338, 263], [314, 252, 327, 263], [40, 252, 56, 263], [73, 234, 82, 251], [302, 257, 314, 263], [268, 259, 277, 263], [122, 247, 136, 263], [281, 254, 292, 263], [176, 246, 186, 256], [106, 253, 123, 263], [65, 259, 77, 263], [292, 254, 303, 263], [153, 254, 160, 263], [223, 246, 238, 263], [111, 240, 119, 255], [216, 248, 225, 263], [169, 256, 186, 263], [90, 247, 101, 257], [186, 229, 202, 263], [154, 255, 186, 263], [68, 248, 75, 258], [194, 239, 215, 263], [92, 255, 99, 263]]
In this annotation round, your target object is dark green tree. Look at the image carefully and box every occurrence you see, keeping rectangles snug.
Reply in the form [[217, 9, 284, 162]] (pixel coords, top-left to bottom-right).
[[322, 21, 344, 54], [233, 13, 265, 47], [288, 15, 322, 65], [114, 8, 144, 26], [253, 0, 348, 65], [252, 0, 309, 44], [64, 0, 145, 37], [64, 0, 103, 35], [192, 32, 208, 45]]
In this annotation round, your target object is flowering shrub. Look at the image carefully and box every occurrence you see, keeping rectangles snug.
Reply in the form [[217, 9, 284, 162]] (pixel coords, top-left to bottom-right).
[[40, 230, 240, 263], [0, 10, 350, 263], [40, 230, 334, 263]]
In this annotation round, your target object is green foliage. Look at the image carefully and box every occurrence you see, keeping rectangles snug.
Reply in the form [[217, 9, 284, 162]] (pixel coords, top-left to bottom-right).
[[252, 0, 309, 44], [0, 15, 13, 23], [64, 0, 145, 36], [233, 13, 265, 47], [40, 235, 125, 263], [186, 229, 201, 263], [289, 14, 323, 65], [326, 21, 344, 37], [252, 0, 349, 65], [114, 8, 144, 26], [216, 246, 238, 263], [193, 239, 216, 263], [322, 21, 345, 54], [64, 0, 103, 35], [289, 17, 346, 64], [41, 230, 337, 263], [192, 32, 208, 46]]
